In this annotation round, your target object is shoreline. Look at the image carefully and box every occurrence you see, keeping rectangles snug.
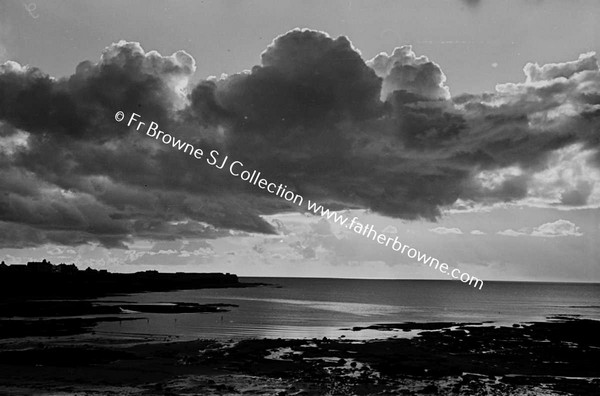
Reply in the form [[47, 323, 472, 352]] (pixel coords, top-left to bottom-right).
[[0, 317, 598, 395]]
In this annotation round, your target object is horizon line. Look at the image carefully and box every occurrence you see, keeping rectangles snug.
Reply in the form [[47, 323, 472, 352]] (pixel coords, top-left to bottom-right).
[[238, 275, 600, 285]]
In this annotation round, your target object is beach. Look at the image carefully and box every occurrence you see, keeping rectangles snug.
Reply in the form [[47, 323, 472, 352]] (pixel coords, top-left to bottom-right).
[[1, 278, 599, 395], [0, 318, 599, 395]]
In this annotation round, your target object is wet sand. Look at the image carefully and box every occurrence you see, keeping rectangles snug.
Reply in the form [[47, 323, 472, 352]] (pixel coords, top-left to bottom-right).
[[0, 317, 598, 395]]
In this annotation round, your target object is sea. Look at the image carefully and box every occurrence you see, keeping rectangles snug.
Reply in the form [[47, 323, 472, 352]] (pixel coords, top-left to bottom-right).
[[94, 278, 600, 341]]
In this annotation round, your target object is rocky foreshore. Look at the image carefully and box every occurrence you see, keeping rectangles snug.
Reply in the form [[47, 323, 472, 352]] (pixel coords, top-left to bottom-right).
[[0, 317, 598, 395]]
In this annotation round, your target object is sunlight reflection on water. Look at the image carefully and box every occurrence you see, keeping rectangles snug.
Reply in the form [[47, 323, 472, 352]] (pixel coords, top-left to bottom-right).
[[95, 278, 600, 341]]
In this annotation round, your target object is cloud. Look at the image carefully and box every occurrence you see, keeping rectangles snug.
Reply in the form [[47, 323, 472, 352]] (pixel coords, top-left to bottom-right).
[[498, 229, 527, 237], [454, 51, 600, 209], [368, 45, 451, 101], [498, 219, 583, 238], [529, 144, 600, 207], [0, 30, 599, 249], [470, 230, 486, 235], [523, 52, 598, 83], [188, 29, 467, 220], [463, 143, 600, 209], [382, 225, 398, 234], [429, 227, 463, 235], [531, 219, 583, 238], [0, 42, 274, 248]]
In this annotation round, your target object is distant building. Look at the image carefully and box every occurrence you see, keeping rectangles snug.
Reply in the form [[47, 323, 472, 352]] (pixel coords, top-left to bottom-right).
[[6, 264, 27, 273], [56, 263, 79, 274], [27, 259, 54, 273]]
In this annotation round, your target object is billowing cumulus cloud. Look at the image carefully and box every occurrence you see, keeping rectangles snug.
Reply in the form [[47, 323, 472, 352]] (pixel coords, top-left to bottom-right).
[[1, 29, 599, 249], [368, 45, 451, 101], [453, 52, 600, 210], [523, 52, 598, 83]]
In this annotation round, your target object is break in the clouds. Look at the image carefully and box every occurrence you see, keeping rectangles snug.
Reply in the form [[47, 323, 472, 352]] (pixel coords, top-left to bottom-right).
[[1, 29, 600, 248]]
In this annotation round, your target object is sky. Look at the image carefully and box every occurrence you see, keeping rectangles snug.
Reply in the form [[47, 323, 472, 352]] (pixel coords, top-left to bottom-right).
[[0, 0, 599, 282]]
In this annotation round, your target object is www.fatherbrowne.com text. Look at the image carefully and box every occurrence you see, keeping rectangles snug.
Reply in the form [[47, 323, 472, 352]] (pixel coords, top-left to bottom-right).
[[115, 111, 484, 290]]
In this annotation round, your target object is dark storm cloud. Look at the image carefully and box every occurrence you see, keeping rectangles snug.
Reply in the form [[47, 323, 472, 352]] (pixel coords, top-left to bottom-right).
[[187, 31, 470, 220], [0, 42, 276, 247], [1, 29, 599, 248]]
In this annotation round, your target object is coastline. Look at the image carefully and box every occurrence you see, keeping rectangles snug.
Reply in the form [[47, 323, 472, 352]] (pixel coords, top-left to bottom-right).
[[0, 262, 264, 300], [0, 317, 598, 395], [1, 272, 599, 394]]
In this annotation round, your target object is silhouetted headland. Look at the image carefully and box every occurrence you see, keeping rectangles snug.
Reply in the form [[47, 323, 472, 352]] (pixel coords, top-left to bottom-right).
[[0, 259, 257, 299]]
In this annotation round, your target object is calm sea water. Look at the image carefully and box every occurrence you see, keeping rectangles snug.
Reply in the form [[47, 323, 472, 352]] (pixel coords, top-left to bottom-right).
[[94, 278, 600, 341]]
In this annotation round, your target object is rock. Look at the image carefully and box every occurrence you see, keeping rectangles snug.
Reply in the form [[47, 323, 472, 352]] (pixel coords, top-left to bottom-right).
[[420, 384, 438, 393]]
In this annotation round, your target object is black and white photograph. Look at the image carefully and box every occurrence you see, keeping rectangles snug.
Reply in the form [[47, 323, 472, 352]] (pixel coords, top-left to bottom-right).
[[0, 0, 599, 394]]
